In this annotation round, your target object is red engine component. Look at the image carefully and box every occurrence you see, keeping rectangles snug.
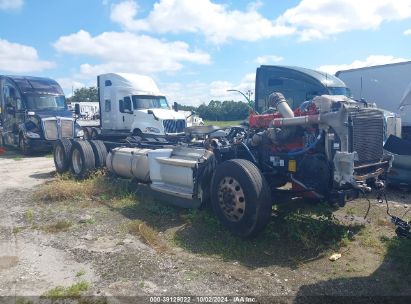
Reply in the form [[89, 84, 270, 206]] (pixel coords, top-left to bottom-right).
[[249, 103, 318, 129]]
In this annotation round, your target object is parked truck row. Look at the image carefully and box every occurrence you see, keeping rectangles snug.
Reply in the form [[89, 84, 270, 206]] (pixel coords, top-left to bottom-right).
[[1, 65, 403, 236]]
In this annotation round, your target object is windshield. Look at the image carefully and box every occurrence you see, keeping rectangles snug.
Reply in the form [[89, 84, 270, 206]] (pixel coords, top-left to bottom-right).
[[327, 87, 351, 97], [132, 95, 169, 109], [26, 95, 67, 111]]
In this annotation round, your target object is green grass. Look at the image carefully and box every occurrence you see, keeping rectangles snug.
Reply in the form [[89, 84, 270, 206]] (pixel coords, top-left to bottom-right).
[[76, 270, 86, 277], [41, 220, 72, 233], [25, 209, 34, 223], [37, 171, 360, 267], [42, 281, 89, 298], [173, 202, 355, 266], [382, 237, 411, 273], [204, 120, 244, 128]]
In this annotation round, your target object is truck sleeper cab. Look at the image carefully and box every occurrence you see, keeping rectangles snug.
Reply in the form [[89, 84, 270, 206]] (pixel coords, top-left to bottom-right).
[[98, 73, 187, 138], [255, 65, 351, 113], [0, 75, 81, 153]]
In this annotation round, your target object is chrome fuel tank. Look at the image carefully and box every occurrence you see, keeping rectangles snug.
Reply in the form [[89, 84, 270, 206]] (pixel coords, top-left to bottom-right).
[[106, 147, 151, 182]]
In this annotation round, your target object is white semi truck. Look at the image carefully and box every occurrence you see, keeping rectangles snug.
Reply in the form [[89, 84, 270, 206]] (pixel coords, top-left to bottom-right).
[[88, 73, 187, 139], [336, 61, 411, 139]]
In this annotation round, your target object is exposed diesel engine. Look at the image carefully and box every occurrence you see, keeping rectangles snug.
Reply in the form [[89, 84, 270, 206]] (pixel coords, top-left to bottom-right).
[[244, 92, 391, 203]]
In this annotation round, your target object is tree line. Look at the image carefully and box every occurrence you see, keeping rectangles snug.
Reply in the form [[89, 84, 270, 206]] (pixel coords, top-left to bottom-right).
[[68, 87, 250, 121]]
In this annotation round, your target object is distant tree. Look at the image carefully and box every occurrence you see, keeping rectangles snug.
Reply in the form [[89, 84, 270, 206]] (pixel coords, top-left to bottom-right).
[[187, 100, 249, 121], [67, 87, 98, 103]]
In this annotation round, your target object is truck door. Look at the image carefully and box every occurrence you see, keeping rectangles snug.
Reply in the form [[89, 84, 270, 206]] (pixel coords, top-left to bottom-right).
[[119, 96, 134, 131], [2, 82, 24, 145]]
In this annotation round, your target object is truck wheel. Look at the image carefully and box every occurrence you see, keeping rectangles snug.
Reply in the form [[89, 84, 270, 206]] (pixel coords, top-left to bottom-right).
[[89, 140, 107, 168], [83, 127, 91, 140], [210, 159, 272, 237], [53, 139, 73, 173], [91, 128, 99, 139], [70, 140, 95, 179], [19, 135, 30, 155]]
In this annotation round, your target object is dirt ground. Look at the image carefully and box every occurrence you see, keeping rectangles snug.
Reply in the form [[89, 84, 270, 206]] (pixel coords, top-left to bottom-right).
[[0, 149, 410, 302]]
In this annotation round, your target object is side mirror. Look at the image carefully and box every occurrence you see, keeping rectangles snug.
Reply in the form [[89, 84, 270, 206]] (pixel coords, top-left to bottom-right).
[[173, 102, 178, 112], [147, 109, 158, 120], [74, 103, 81, 116]]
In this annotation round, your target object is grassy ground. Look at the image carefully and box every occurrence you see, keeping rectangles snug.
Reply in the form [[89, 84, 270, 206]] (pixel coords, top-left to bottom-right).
[[33, 172, 411, 280]]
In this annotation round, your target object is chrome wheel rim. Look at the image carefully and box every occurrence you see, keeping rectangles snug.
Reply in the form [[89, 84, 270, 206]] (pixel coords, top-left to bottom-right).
[[217, 177, 246, 222], [72, 149, 82, 174]]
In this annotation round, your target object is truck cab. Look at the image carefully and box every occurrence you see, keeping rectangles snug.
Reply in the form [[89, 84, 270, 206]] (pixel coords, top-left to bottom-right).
[[255, 65, 351, 113], [0, 75, 82, 153], [98, 73, 186, 137]]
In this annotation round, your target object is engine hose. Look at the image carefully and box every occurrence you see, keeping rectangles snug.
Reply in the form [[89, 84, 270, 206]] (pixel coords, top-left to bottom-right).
[[287, 132, 323, 157], [240, 142, 258, 165]]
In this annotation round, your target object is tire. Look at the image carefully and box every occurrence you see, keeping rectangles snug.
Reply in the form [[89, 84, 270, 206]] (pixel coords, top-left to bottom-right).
[[83, 127, 91, 140], [210, 159, 272, 237], [70, 140, 96, 179], [89, 140, 107, 168], [19, 134, 30, 155], [91, 128, 99, 139], [53, 138, 73, 173]]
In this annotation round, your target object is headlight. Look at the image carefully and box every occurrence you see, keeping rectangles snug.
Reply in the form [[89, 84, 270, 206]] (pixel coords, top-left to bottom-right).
[[144, 127, 161, 134], [26, 131, 40, 139]]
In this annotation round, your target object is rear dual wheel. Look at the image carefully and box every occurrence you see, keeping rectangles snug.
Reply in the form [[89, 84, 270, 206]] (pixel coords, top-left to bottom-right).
[[53, 138, 73, 173], [211, 159, 272, 237], [89, 140, 108, 168], [70, 140, 96, 179]]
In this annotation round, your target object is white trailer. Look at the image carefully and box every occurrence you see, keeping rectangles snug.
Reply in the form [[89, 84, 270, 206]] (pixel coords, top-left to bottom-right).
[[98, 73, 187, 137], [336, 62, 411, 138], [70, 101, 99, 120]]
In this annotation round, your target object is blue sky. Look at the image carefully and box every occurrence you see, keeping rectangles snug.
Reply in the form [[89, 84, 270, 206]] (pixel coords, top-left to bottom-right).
[[1, 0, 411, 105]]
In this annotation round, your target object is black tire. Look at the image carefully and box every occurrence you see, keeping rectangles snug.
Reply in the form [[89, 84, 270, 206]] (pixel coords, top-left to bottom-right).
[[89, 140, 107, 168], [210, 159, 272, 237], [91, 128, 99, 139], [83, 127, 91, 140], [19, 134, 30, 155], [70, 140, 96, 179], [53, 138, 73, 173]]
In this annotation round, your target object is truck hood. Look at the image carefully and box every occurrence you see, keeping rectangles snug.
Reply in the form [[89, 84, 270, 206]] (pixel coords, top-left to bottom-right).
[[149, 108, 186, 120], [29, 109, 73, 119]]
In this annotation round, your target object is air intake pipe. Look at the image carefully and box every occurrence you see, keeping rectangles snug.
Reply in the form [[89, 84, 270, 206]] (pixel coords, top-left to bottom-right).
[[269, 92, 294, 118]]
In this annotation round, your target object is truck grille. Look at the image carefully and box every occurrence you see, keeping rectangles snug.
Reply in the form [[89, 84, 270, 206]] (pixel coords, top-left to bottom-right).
[[61, 120, 74, 138], [163, 119, 186, 133], [42, 118, 74, 140], [350, 109, 384, 165]]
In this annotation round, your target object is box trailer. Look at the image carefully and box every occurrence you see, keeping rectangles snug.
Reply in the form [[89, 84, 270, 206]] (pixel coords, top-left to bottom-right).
[[336, 61, 411, 139]]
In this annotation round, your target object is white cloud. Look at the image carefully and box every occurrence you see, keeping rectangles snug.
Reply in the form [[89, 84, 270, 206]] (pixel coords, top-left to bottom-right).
[[0, 0, 23, 10], [162, 73, 255, 106], [110, 0, 294, 44], [0, 38, 55, 73], [54, 30, 210, 77], [110, 0, 411, 43], [255, 55, 284, 65], [317, 55, 410, 74], [56, 78, 88, 97], [277, 0, 411, 41], [404, 28, 411, 35]]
